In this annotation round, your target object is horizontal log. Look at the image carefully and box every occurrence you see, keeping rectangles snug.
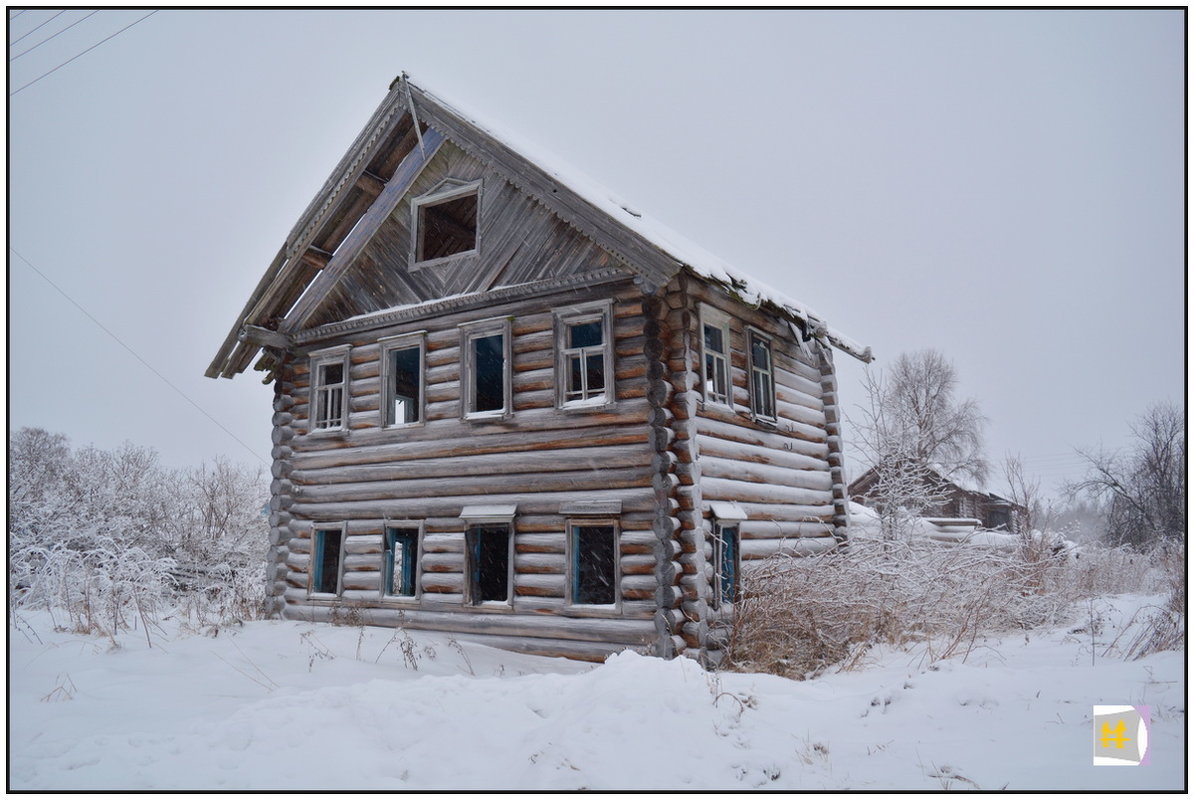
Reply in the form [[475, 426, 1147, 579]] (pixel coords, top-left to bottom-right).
[[293, 467, 653, 504], [288, 487, 655, 521], [291, 443, 652, 485], [695, 416, 829, 458], [699, 476, 832, 507], [698, 454, 832, 492], [741, 536, 839, 559]]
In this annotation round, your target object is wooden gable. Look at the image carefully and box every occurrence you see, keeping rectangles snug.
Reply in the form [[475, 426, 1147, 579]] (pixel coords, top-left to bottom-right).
[[303, 139, 622, 330]]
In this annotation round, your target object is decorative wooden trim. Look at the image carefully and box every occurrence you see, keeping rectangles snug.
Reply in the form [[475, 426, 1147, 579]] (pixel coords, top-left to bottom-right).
[[293, 269, 629, 345], [282, 127, 447, 333]]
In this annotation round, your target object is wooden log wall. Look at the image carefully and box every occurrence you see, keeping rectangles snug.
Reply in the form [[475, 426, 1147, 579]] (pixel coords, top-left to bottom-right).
[[276, 278, 662, 657], [662, 274, 843, 663]]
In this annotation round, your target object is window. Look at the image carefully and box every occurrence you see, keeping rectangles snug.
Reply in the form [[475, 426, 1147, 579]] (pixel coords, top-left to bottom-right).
[[711, 523, 740, 609], [309, 346, 350, 432], [569, 522, 618, 606], [380, 334, 424, 427], [412, 182, 480, 266], [555, 302, 614, 408], [466, 524, 513, 604], [700, 306, 731, 407], [383, 526, 420, 598], [461, 318, 511, 418], [748, 330, 776, 421], [311, 527, 345, 596]]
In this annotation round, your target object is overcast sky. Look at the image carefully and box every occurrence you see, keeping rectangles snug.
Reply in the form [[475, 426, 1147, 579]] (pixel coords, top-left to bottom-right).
[[8, 9, 1185, 495]]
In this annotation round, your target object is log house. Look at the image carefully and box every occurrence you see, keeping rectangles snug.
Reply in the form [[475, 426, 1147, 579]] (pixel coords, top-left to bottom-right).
[[207, 75, 872, 663]]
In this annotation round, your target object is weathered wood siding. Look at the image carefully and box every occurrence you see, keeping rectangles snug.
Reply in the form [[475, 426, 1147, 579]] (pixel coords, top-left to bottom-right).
[[305, 139, 618, 329], [658, 274, 845, 657], [275, 280, 662, 660]]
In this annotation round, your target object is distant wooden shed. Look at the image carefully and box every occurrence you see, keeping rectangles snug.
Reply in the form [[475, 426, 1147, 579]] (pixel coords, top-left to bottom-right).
[[207, 75, 871, 663]]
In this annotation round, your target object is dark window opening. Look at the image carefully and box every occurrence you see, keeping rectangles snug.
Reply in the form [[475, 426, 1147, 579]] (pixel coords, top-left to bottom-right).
[[749, 332, 776, 419], [572, 524, 616, 605], [418, 192, 477, 262], [713, 525, 739, 608], [313, 528, 343, 595], [387, 346, 421, 425], [468, 525, 511, 603], [384, 528, 419, 597], [472, 333, 506, 413]]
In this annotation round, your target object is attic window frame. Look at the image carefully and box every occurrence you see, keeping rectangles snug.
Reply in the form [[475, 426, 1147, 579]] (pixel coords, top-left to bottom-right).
[[410, 180, 481, 270]]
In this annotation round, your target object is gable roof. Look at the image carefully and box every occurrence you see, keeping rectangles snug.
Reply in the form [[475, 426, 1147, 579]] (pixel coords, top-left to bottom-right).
[[207, 74, 871, 380]]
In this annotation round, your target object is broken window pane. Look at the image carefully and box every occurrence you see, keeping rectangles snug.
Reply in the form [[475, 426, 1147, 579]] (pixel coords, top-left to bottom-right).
[[469, 525, 510, 603], [713, 525, 739, 607], [703, 322, 730, 406], [472, 334, 506, 413], [572, 525, 616, 605], [562, 318, 607, 403], [749, 332, 775, 419]]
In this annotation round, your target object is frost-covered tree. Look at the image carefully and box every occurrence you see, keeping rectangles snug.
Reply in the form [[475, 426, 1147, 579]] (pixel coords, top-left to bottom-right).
[[8, 428, 269, 631], [1071, 403, 1186, 549], [852, 350, 988, 540]]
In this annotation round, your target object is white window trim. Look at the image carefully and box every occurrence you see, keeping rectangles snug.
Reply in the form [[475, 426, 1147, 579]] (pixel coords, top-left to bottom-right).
[[381, 520, 424, 601], [554, 299, 615, 410], [379, 331, 426, 430], [308, 344, 351, 435], [410, 179, 482, 270], [747, 326, 778, 424], [309, 522, 347, 598], [464, 521, 515, 608], [699, 304, 733, 409], [459, 317, 513, 421], [565, 517, 622, 611]]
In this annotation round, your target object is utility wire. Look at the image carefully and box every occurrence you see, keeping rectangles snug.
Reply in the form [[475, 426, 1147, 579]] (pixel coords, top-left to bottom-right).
[[9, 10, 97, 61], [9, 10, 65, 47], [10, 10, 156, 96], [10, 247, 268, 466]]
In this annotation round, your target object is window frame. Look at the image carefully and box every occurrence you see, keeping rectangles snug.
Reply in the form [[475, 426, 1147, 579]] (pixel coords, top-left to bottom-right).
[[410, 180, 482, 270], [710, 521, 741, 610], [699, 304, 733, 409], [565, 517, 621, 610], [379, 332, 426, 430], [554, 300, 615, 410], [381, 521, 424, 601], [459, 317, 513, 421], [747, 327, 778, 423], [464, 521, 515, 607], [308, 345, 351, 435], [310, 523, 347, 598]]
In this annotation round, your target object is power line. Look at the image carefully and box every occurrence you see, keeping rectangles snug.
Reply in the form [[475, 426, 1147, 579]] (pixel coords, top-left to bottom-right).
[[10, 10, 156, 97], [9, 10, 65, 47], [9, 10, 97, 61], [10, 246, 268, 466]]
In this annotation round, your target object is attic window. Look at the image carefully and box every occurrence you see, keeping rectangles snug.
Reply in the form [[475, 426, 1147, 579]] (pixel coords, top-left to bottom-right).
[[413, 182, 480, 266]]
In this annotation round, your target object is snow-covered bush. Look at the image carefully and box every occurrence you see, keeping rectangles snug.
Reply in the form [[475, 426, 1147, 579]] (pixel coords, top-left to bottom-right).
[[724, 534, 1173, 679], [7, 428, 269, 634]]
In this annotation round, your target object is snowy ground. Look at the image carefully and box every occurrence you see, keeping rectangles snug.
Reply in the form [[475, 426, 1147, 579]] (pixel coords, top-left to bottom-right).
[[8, 595, 1184, 791]]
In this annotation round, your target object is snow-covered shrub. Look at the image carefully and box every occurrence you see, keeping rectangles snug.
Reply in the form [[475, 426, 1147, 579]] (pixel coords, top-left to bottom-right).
[[723, 533, 1168, 679], [8, 428, 268, 634]]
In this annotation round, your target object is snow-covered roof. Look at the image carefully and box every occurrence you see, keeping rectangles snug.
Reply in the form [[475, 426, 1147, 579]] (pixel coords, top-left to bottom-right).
[[408, 75, 871, 363]]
